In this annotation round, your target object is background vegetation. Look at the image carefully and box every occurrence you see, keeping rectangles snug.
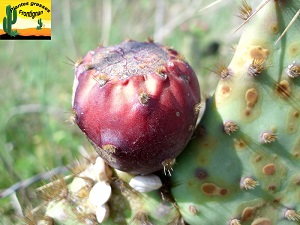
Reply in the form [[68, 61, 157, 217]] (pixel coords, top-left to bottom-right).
[[0, 0, 248, 223]]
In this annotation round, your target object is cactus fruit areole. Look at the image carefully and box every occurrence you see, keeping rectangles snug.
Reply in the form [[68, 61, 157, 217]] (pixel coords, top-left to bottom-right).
[[72, 40, 201, 175]]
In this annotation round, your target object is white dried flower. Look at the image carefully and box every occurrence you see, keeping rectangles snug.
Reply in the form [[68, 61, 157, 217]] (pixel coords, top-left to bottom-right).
[[129, 174, 162, 193], [79, 157, 110, 182], [88, 181, 111, 207], [95, 204, 110, 223]]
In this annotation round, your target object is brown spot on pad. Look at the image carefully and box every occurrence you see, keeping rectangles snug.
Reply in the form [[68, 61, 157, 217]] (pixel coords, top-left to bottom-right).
[[289, 43, 300, 57], [251, 218, 271, 225], [245, 88, 258, 108], [262, 164, 276, 175], [287, 110, 300, 134], [293, 137, 300, 156], [269, 23, 279, 34], [220, 188, 228, 196], [201, 183, 228, 196], [201, 183, 217, 195], [249, 46, 269, 60], [195, 168, 209, 180], [234, 139, 247, 151], [267, 185, 276, 191], [245, 88, 258, 116], [221, 84, 231, 96], [241, 207, 255, 222]]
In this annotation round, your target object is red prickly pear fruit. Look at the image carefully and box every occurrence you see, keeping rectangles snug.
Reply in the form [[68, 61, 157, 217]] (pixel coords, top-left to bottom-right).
[[72, 40, 201, 175]]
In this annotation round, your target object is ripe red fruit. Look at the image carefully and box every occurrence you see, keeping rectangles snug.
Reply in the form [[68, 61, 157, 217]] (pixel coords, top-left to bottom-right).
[[72, 40, 201, 175]]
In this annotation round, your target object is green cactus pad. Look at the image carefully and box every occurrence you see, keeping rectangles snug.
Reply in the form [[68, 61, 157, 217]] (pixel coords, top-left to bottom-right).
[[171, 0, 300, 224]]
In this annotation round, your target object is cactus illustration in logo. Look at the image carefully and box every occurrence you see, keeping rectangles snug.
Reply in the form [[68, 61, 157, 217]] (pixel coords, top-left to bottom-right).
[[2, 5, 18, 36], [36, 18, 43, 30]]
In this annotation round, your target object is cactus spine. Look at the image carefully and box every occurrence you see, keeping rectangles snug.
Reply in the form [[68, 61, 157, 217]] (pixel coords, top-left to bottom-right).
[[3, 5, 17, 36]]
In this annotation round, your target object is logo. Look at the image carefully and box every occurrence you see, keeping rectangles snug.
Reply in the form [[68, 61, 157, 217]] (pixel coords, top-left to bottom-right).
[[0, 0, 51, 40]]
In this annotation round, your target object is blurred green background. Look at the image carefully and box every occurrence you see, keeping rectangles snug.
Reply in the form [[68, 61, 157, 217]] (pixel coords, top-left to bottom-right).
[[0, 0, 245, 223]]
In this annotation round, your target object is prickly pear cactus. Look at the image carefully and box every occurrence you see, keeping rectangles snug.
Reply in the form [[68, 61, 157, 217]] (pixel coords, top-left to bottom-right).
[[27, 0, 300, 224], [172, 0, 300, 224]]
